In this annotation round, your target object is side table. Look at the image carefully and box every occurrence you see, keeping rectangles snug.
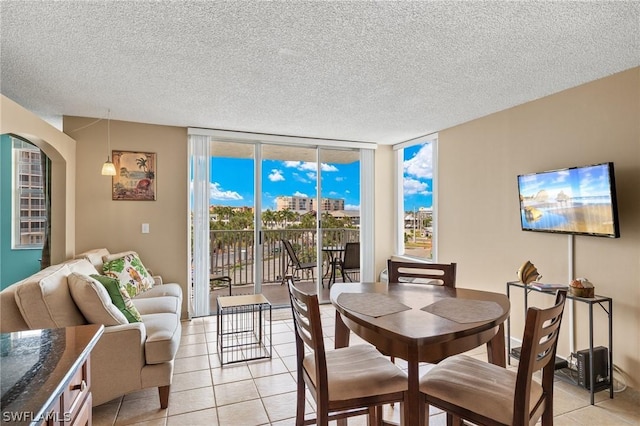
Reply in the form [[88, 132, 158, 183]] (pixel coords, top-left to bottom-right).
[[217, 294, 272, 365]]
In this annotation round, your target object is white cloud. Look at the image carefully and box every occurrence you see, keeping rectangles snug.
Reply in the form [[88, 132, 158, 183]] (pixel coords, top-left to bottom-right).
[[345, 204, 360, 211], [210, 182, 243, 200], [403, 177, 431, 195], [293, 172, 309, 183], [268, 169, 285, 182], [403, 144, 433, 179], [306, 172, 316, 180], [293, 191, 308, 197], [283, 161, 338, 172], [335, 176, 345, 182]]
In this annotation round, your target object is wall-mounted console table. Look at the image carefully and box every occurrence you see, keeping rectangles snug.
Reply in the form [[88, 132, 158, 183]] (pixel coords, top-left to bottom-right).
[[506, 281, 613, 405]]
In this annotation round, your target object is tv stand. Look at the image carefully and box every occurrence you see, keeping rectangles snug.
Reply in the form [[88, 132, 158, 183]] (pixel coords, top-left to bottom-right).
[[506, 281, 613, 405]]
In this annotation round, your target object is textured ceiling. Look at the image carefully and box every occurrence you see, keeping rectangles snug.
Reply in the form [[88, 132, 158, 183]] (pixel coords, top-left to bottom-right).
[[1, 1, 638, 145]]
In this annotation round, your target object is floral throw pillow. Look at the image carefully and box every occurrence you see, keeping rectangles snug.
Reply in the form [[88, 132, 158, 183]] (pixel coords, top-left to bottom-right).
[[101, 253, 154, 297], [90, 274, 143, 323]]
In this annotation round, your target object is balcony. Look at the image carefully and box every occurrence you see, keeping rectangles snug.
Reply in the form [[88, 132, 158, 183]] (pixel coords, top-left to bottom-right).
[[207, 228, 359, 312]]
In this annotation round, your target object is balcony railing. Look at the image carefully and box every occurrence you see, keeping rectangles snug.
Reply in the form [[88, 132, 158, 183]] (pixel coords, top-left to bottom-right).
[[209, 228, 359, 286]]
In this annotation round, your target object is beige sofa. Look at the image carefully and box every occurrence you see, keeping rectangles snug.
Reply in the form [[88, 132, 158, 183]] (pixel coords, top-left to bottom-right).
[[0, 248, 182, 408]]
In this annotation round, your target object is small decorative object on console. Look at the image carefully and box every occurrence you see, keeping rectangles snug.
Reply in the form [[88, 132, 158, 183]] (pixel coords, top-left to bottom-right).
[[517, 260, 541, 284], [570, 277, 595, 298]]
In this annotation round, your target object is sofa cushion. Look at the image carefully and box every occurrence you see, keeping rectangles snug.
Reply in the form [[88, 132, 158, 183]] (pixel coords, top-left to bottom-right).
[[140, 313, 181, 364], [14, 264, 87, 329], [90, 274, 143, 323], [132, 296, 181, 316], [133, 283, 182, 300], [75, 248, 111, 273], [102, 252, 154, 297], [64, 258, 101, 276], [68, 273, 128, 325]]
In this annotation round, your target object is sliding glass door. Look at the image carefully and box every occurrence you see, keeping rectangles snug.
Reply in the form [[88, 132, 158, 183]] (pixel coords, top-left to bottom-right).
[[189, 130, 372, 316]]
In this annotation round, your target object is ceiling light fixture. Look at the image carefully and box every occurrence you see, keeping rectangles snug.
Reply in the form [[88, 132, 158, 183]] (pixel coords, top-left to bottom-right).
[[101, 109, 116, 176]]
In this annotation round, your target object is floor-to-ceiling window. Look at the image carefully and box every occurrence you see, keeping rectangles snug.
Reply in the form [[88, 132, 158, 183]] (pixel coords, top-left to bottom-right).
[[394, 134, 437, 261], [189, 129, 374, 315]]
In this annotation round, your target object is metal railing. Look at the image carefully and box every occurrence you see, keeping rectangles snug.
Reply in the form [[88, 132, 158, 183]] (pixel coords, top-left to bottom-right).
[[209, 228, 359, 285]]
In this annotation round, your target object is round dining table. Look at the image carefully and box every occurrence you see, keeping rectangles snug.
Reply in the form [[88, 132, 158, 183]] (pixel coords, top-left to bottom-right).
[[330, 281, 511, 426]]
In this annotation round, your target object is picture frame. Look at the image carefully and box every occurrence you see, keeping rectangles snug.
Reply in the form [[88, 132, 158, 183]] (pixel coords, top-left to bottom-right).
[[112, 150, 156, 201]]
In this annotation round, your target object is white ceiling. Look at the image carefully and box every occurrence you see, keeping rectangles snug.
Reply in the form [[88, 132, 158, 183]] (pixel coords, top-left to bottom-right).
[[1, 1, 638, 145]]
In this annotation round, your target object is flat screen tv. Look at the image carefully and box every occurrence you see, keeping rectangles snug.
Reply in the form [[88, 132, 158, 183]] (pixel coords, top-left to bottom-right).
[[517, 162, 620, 238]]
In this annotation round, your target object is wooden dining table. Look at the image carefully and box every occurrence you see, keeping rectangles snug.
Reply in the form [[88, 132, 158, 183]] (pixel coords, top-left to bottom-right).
[[330, 281, 511, 426]]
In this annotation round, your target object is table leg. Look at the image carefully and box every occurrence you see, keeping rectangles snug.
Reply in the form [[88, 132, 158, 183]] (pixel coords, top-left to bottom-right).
[[486, 323, 506, 367], [407, 353, 420, 426], [334, 311, 350, 349]]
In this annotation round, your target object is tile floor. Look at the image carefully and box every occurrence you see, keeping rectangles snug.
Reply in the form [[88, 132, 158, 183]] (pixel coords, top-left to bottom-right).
[[93, 305, 639, 425]]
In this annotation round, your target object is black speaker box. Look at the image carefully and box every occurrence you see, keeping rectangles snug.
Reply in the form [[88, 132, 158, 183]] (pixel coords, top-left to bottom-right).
[[576, 346, 608, 390]]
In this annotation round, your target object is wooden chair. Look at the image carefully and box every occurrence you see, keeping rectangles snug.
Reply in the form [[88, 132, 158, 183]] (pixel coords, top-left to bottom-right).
[[337, 242, 360, 283], [281, 239, 316, 284], [387, 260, 456, 287], [419, 290, 568, 426], [386, 260, 456, 365], [286, 276, 408, 425]]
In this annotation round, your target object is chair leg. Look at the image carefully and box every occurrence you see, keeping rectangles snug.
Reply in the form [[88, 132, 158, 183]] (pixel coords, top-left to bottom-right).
[[366, 406, 383, 426], [295, 378, 306, 426], [446, 412, 463, 426]]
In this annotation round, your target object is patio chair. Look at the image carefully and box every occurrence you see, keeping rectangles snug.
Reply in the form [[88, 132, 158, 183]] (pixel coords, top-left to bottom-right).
[[337, 242, 360, 283], [286, 276, 408, 425], [209, 275, 232, 296], [281, 239, 316, 284], [419, 290, 568, 426]]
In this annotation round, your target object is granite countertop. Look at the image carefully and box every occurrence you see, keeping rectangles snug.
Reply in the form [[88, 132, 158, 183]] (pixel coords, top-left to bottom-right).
[[1, 324, 104, 425]]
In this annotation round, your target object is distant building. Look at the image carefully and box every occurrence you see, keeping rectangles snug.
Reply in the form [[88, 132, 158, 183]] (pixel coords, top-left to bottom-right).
[[275, 196, 344, 212], [13, 137, 46, 246]]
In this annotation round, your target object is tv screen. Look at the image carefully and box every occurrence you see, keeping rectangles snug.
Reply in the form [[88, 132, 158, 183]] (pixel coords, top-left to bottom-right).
[[517, 162, 620, 238]]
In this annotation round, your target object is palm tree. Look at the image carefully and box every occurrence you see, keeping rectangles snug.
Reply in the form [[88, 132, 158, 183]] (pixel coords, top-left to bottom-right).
[[136, 156, 155, 179]]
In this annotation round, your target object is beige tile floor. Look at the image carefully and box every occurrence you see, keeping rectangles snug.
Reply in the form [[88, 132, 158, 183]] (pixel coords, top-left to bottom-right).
[[93, 305, 639, 425]]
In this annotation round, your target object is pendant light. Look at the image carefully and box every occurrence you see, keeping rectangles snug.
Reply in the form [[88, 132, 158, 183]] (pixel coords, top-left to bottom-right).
[[101, 109, 116, 176]]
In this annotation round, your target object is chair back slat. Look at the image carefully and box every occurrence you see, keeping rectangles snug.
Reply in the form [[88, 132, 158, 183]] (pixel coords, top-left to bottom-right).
[[282, 239, 301, 268], [387, 260, 456, 287], [514, 290, 567, 424]]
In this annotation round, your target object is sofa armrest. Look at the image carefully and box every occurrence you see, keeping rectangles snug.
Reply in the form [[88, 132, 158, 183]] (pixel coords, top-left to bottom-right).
[[90, 322, 148, 406], [152, 275, 163, 285]]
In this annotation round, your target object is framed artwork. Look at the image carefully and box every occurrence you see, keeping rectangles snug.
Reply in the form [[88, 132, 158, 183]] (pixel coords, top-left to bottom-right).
[[112, 151, 156, 201]]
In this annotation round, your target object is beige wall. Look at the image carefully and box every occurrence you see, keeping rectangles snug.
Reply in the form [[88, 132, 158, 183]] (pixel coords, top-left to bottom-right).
[[65, 116, 190, 317], [1, 95, 76, 263], [436, 67, 639, 389]]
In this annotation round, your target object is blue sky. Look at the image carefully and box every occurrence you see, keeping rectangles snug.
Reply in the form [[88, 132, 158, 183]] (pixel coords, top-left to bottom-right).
[[207, 142, 433, 212], [210, 157, 362, 211], [518, 163, 612, 200], [403, 142, 433, 211]]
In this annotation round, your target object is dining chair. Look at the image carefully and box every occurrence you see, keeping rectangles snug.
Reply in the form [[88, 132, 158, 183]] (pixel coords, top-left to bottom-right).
[[419, 289, 568, 426], [337, 242, 360, 283], [387, 260, 456, 287], [281, 239, 316, 284], [286, 276, 408, 425], [386, 260, 457, 366]]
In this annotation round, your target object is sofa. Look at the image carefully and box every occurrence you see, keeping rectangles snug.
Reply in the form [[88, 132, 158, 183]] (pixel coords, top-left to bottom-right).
[[0, 248, 182, 408]]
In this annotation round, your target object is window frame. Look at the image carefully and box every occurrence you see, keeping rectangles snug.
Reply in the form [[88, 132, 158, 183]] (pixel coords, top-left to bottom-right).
[[393, 133, 438, 262]]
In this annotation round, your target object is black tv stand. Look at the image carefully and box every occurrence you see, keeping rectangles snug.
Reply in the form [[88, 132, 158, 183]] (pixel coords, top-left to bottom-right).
[[509, 346, 569, 370], [506, 281, 613, 405]]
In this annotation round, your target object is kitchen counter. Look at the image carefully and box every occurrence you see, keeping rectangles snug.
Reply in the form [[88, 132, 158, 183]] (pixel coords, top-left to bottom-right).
[[1, 324, 103, 425]]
